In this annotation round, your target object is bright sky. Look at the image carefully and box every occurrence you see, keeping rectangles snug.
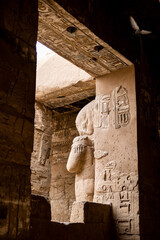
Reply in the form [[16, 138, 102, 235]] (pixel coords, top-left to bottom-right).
[[36, 41, 54, 60]]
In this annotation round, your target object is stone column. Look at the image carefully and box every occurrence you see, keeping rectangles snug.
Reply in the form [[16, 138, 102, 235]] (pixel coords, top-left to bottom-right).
[[94, 65, 139, 239], [0, 0, 38, 239]]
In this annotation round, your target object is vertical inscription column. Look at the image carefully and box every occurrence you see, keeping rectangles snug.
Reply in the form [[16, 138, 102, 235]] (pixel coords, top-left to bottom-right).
[[94, 65, 139, 240]]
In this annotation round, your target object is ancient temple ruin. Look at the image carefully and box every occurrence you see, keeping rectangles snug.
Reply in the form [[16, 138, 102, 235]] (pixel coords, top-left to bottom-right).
[[0, 0, 160, 240]]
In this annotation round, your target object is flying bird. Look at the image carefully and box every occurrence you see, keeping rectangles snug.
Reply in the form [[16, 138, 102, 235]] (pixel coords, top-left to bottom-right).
[[130, 16, 152, 35]]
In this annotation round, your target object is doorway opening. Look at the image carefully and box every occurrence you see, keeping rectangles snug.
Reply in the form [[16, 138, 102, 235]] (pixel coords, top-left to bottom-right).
[[31, 41, 95, 222]]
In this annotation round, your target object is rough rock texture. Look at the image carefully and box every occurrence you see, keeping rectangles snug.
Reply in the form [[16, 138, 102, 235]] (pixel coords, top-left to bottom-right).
[[50, 113, 78, 222], [31, 102, 52, 198], [0, 0, 38, 239]]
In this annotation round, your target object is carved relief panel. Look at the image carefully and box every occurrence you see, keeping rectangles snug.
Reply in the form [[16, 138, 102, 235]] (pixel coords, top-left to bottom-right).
[[112, 86, 130, 129], [94, 95, 111, 128], [94, 161, 138, 235]]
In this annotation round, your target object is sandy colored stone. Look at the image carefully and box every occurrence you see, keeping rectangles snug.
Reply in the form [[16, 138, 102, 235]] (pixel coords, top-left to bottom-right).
[[36, 51, 95, 108], [94, 65, 139, 236], [70, 201, 111, 224], [49, 113, 77, 222], [38, 0, 131, 77], [67, 101, 95, 202]]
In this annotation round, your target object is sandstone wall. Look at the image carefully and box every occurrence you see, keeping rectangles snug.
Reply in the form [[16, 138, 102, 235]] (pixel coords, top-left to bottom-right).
[[0, 0, 38, 239], [50, 113, 78, 222], [95, 65, 139, 240], [31, 102, 52, 198]]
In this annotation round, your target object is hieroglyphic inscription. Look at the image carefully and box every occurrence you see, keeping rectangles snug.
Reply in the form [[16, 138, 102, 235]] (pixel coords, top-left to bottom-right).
[[117, 219, 132, 234], [95, 161, 116, 201], [113, 86, 130, 129], [94, 150, 108, 159], [94, 95, 110, 128], [38, 1, 131, 77], [94, 161, 138, 235]]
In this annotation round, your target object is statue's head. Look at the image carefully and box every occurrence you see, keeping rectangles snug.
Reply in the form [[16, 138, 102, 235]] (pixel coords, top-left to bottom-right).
[[75, 100, 95, 137]]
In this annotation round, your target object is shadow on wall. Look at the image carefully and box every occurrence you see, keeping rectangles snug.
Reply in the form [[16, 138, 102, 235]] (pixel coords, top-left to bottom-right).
[[31, 195, 116, 240]]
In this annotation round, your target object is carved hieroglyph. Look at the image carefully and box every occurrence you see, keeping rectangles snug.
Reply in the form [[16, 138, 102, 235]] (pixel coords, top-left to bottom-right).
[[94, 95, 110, 128], [67, 84, 137, 236], [112, 86, 130, 129], [94, 161, 139, 235], [94, 150, 108, 159], [38, 0, 132, 77], [67, 101, 95, 202]]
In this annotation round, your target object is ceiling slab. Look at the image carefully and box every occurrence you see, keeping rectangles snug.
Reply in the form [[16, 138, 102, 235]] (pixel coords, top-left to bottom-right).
[[38, 0, 132, 77]]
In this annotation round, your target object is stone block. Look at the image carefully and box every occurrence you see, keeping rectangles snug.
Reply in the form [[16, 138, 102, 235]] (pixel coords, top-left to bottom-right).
[[70, 201, 111, 224], [64, 178, 75, 199], [50, 199, 70, 222]]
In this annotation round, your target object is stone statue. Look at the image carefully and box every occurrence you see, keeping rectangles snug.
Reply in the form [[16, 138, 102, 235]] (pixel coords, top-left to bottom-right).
[[67, 100, 95, 202]]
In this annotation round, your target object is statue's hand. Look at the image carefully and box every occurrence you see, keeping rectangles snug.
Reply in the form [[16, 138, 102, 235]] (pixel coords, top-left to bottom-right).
[[66, 135, 88, 173], [72, 135, 88, 154], [73, 143, 86, 154]]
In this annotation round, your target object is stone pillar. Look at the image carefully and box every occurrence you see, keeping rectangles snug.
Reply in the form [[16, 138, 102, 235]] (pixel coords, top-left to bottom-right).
[[94, 65, 139, 239], [0, 0, 38, 239]]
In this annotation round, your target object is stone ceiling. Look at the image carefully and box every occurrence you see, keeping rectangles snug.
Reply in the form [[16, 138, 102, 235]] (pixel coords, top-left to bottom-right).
[[36, 52, 95, 110], [38, 0, 132, 78]]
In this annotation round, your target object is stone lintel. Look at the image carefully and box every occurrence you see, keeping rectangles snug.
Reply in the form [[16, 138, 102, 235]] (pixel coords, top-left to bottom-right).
[[38, 0, 132, 77]]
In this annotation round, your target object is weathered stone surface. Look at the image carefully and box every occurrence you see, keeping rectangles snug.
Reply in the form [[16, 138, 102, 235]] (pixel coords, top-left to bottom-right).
[[38, 1, 131, 77], [31, 102, 52, 198], [36, 52, 95, 108], [0, 0, 159, 239], [67, 65, 139, 239], [48, 2, 160, 239], [0, 1, 37, 46], [70, 201, 111, 224], [50, 113, 78, 222], [0, 0, 38, 238], [0, 164, 31, 239], [94, 65, 139, 238], [67, 101, 95, 202]]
